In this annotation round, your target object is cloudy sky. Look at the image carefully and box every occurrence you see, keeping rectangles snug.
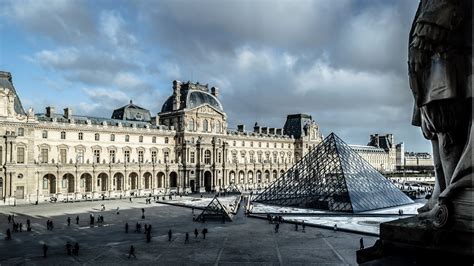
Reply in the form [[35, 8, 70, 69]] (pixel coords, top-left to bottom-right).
[[0, 0, 430, 152]]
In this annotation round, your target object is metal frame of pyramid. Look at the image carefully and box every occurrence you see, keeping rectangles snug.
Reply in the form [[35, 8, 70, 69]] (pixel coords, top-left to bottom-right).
[[195, 196, 233, 222], [225, 183, 241, 194], [254, 133, 413, 213]]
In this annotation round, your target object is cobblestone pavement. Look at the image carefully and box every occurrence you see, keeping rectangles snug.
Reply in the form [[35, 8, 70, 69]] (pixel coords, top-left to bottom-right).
[[0, 197, 376, 265]]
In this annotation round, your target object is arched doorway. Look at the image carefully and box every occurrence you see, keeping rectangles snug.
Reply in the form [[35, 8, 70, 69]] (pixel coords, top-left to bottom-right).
[[272, 170, 278, 182], [43, 174, 56, 194], [98, 173, 108, 192], [114, 173, 124, 191], [129, 172, 138, 190], [157, 172, 165, 188], [80, 173, 92, 192], [63, 173, 75, 193], [204, 171, 212, 192], [229, 171, 235, 184], [256, 171, 262, 184], [169, 172, 178, 188], [264, 170, 270, 183], [238, 171, 245, 184], [144, 172, 152, 189], [248, 171, 253, 184]]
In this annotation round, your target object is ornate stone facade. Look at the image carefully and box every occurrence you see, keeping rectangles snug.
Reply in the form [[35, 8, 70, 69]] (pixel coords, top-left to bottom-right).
[[0, 73, 324, 204]]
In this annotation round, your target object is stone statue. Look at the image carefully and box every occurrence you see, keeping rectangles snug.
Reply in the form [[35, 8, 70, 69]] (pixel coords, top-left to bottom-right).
[[408, 0, 472, 225]]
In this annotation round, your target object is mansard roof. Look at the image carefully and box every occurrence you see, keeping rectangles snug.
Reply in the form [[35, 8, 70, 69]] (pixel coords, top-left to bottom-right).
[[0, 71, 26, 115]]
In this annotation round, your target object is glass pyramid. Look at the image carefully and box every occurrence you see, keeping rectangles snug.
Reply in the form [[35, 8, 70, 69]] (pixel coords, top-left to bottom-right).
[[254, 133, 413, 213], [196, 196, 233, 221]]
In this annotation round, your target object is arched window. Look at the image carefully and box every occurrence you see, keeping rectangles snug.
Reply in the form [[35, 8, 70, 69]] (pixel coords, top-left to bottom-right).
[[188, 118, 195, 131], [202, 119, 208, 132], [95, 133, 100, 141], [165, 137, 169, 144], [78, 132, 83, 140], [204, 150, 211, 164], [60, 131, 66, 140], [42, 130, 48, 139], [139, 136, 143, 143], [125, 135, 130, 142], [152, 136, 156, 143], [110, 134, 115, 141]]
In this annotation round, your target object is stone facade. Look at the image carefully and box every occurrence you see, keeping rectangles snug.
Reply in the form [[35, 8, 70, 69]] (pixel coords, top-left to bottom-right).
[[0, 73, 324, 204]]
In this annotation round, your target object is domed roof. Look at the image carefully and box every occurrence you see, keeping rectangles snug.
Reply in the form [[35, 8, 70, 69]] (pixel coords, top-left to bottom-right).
[[160, 90, 223, 113]]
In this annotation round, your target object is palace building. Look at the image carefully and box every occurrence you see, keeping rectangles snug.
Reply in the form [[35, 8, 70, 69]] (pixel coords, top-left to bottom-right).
[[0, 71, 431, 204], [0, 72, 324, 204]]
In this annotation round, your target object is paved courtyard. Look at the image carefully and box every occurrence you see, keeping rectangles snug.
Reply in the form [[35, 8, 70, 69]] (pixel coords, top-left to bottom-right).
[[0, 197, 376, 265]]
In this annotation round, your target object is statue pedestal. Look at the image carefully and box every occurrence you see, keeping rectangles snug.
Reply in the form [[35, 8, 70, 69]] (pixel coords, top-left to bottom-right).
[[357, 188, 473, 265]]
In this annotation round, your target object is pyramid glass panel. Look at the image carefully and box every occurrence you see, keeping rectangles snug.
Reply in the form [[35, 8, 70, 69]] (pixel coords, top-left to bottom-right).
[[254, 133, 413, 213]]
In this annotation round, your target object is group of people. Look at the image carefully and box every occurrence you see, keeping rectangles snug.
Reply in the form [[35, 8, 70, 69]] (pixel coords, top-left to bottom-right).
[[65, 241, 80, 256]]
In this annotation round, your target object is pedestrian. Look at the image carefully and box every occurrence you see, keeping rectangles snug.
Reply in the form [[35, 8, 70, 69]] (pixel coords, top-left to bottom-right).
[[141, 208, 145, 219], [295, 223, 298, 231], [146, 231, 151, 243], [168, 229, 172, 241], [5, 228, 11, 240], [202, 228, 208, 239], [274, 223, 279, 233], [128, 245, 136, 259], [42, 243, 48, 258], [27, 219, 30, 228], [185, 232, 189, 244], [66, 241, 72, 255], [194, 228, 198, 238], [125, 222, 129, 233], [73, 242, 80, 256], [76, 216, 79, 225], [67, 217, 71, 226], [19, 223, 23, 232], [144, 224, 148, 233], [7, 215, 11, 224], [46, 220, 50, 230], [302, 221, 306, 233], [334, 224, 337, 231], [130, 197, 132, 203], [360, 237, 364, 250], [50, 221, 54, 230]]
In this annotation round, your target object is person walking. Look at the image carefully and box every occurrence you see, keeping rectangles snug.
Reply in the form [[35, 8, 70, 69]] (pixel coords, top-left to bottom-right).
[[66, 242, 72, 255], [7, 215, 11, 224], [128, 245, 136, 259], [141, 208, 145, 219], [125, 222, 129, 233], [73, 242, 80, 256], [302, 221, 306, 233], [26, 219, 31, 228], [194, 228, 198, 238], [295, 223, 298, 231], [146, 231, 151, 243], [274, 223, 279, 233], [168, 229, 172, 241], [5, 228, 11, 240], [202, 228, 208, 239], [67, 217, 71, 226], [360, 237, 364, 250], [75, 216, 79, 225], [19, 223, 23, 232], [185, 232, 189, 244], [42, 243, 48, 258]]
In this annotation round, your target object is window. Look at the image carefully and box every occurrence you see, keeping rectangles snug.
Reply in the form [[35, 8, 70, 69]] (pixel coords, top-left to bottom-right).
[[138, 150, 144, 163], [204, 150, 211, 164], [95, 133, 100, 141], [164, 137, 169, 144], [258, 142, 261, 147], [240, 153, 245, 163], [233, 141, 236, 146], [139, 136, 143, 143], [274, 143, 277, 148], [242, 141, 245, 147], [62, 178, 67, 188], [281, 143, 284, 148], [93, 150, 100, 164], [258, 153, 262, 163], [188, 118, 195, 131], [250, 141, 254, 147], [17, 128, 24, 136], [266, 142, 269, 148], [265, 153, 270, 162], [17, 147, 25, 164], [61, 131, 66, 140], [250, 153, 254, 163], [78, 132, 83, 140], [77, 149, 84, 164], [202, 119, 208, 132], [164, 151, 169, 163], [273, 154, 277, 163], [40, 148, 48, 163], [218, 152, 222, 163], [42, 130, 48, 139], [151, 151, 157, 163], [190, 151, 195, 164], [109, 150, 116, 163], [0, 147, 2, 165], [232, 153, 237, 163], [216, 121, 221, 133], [110, 134, 115, 141], [43, 177, 48, 189], [59, 149, 67, 164], [125, 135, 130, 142], [124, 150, 130, 163], [152, 136, 156, 143]]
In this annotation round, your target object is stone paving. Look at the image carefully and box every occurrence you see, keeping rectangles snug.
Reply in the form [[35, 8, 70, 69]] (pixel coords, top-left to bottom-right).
[[0, 197, 376, 265]]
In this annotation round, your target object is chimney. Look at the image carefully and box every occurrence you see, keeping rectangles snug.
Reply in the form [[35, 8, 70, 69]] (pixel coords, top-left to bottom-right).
[[254, 122, 260, 133], [172, 80, 181, 110], [64, 108, 72, 119], [261, 127, 268, 134], [276, 128, 283, 135], [237, 124, 245, 132], [269, 128, 275, 135], [211, 87, 219, 97], [46, 106, 55, 117]]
